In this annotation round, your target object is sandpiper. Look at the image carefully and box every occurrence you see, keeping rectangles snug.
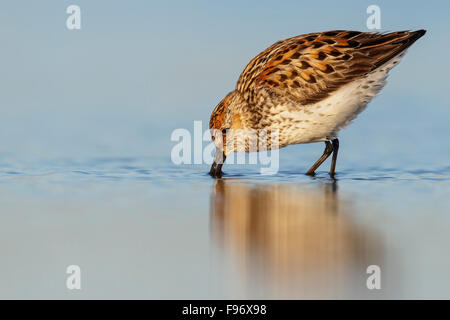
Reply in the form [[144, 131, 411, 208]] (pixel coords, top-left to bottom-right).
[[209, 30, 426, 178]]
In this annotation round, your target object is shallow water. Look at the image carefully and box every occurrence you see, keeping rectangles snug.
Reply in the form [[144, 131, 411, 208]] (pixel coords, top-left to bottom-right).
[[1, 0, 449, 300], [1, 154, 450, 299]]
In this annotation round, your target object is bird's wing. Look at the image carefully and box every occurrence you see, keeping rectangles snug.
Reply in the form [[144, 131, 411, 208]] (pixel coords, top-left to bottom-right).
[[236, 30, 425, 105]]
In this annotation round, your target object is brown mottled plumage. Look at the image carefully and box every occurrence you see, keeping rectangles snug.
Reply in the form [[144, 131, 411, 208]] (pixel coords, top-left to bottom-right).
[[209, 30, 426, 178]]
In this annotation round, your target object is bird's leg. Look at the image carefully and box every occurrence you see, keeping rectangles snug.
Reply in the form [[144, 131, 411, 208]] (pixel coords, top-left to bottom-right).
[[306, 141, 333, 176], [209, 148, 226, 178], [329, 138, 339, 179]]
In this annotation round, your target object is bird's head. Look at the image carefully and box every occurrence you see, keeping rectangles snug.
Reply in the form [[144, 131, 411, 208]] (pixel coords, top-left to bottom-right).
[[209, 91, 243, 154]]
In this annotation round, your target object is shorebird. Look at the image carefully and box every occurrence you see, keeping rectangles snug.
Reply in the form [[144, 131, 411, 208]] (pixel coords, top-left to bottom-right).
[[209, 30, 426, 178]]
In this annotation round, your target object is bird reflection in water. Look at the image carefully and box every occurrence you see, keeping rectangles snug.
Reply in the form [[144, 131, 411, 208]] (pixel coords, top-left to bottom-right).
[[210, 179, 384, 299]]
